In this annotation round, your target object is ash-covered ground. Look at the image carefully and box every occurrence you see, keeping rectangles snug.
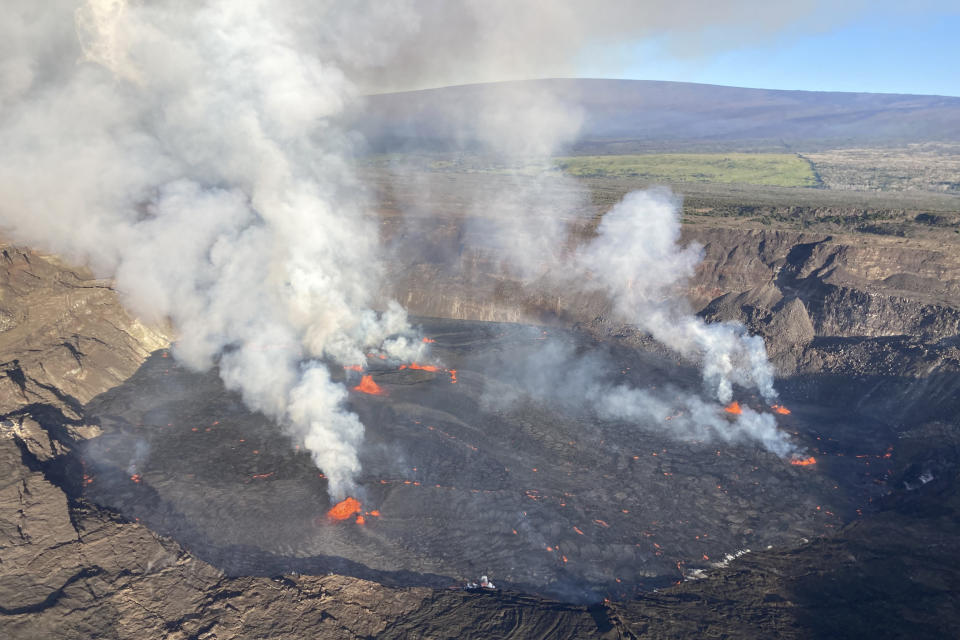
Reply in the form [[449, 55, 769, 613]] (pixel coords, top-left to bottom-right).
[[80, 318, 900, 602]]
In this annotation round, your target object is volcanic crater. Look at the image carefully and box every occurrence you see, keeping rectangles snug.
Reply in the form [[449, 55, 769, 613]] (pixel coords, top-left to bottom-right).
[[79, 317, 900, 602]]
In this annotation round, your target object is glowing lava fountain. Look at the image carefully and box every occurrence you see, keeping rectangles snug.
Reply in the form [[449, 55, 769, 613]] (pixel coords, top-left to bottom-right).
[[353, 375, 385, 395], [328, 497, 363, 520]]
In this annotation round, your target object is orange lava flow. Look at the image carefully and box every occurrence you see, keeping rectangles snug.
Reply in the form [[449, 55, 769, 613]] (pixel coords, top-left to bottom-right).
[[343, 364, 364, 372], [397, 361, 457, 383], [408, 362, 439, 372], [353, 375, 385, 395], [355, 515, 366, 525], [771, 404, 791, 415], [724, 401, 743, 415], [130, 474, 141, 483], [421, 337, 435, 343], [328, 497, 363, 520], [790, 456, 817, 466], [368, 510, 381, 517]]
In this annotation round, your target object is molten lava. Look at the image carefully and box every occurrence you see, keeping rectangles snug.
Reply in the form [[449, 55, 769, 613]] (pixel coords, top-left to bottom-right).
[[771, 404, 791, 415], [421, 337, 435, 343], [408, 362, 439, 372], [328, 496, 363, 520], [724, 401, 742, 415], [343, 364, 364, 372], [790, 456, 817, 466], [353, 375, 384, 395]]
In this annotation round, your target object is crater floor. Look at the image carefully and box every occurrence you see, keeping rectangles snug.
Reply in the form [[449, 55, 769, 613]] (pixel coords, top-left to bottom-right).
[[80, 319, 899, 602]]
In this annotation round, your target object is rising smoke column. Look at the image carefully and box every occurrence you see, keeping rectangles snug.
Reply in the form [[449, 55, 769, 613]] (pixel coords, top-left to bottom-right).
[[459, 173, 787, 450], [0, 1, 855, 495], [0, 0, 425, 499], [531, 189, 790, 454], [575, 189, 777, 404]]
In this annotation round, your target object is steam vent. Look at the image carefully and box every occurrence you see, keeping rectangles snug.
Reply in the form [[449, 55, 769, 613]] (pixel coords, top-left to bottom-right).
[[3, 3, 960, 639], [82, 321, 898, 600]]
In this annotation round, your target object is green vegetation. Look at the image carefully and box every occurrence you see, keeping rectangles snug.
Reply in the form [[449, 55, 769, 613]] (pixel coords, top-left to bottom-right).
[[364, 151, 820, 187], [555, 153, 819, 187]]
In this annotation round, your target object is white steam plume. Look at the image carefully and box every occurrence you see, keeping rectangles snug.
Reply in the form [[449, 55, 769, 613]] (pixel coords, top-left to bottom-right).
[[593, 385, 793, 457], [478, 331, 794, 458], [0, 0, 424, 499], [0, 0, 852, 496], [574, 190, 778, 404]]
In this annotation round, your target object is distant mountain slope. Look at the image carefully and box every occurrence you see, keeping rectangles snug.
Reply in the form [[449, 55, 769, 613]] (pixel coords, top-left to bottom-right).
[[355, 79, 960, 152]]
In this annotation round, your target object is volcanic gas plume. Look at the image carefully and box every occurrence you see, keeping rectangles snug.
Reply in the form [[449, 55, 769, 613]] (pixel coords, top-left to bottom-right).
[[0, 0, 826, 500], [80, 320, 896, 601], [568, 190, 778, 406], [474, 327, 796, 459], [1, 0, 432, 499]]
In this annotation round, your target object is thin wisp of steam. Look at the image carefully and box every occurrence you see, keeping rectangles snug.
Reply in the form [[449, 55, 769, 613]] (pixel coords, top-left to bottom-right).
[[477, 329, 795, 458]]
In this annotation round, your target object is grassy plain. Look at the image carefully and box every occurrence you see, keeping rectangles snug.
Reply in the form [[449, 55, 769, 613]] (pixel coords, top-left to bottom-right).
[[554, 153, 819, 187], [365, 152, 819, 188]]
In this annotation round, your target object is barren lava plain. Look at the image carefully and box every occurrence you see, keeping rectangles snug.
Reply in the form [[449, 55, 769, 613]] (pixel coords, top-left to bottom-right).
[[81, 318, 903, 602]]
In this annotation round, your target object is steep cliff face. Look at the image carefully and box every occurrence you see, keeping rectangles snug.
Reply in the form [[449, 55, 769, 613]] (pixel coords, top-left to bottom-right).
[[0, 247, 169, 412], [688, 227, 960, 340], [3, 206, 960, 639], [386, 217, 960, 366], [686, 226, 960, 426], [385, 214, 960, 434]]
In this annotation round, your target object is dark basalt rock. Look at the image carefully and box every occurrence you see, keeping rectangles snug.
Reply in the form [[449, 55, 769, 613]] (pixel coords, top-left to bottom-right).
[[2, 206, 960, 640]]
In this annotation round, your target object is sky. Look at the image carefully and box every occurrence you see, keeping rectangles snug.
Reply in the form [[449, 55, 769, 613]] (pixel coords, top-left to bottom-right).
[[589, 9, 960, 97]]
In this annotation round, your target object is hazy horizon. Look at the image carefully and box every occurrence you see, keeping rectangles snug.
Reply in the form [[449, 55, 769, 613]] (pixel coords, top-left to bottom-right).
[[369, 76, 960, 99]]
